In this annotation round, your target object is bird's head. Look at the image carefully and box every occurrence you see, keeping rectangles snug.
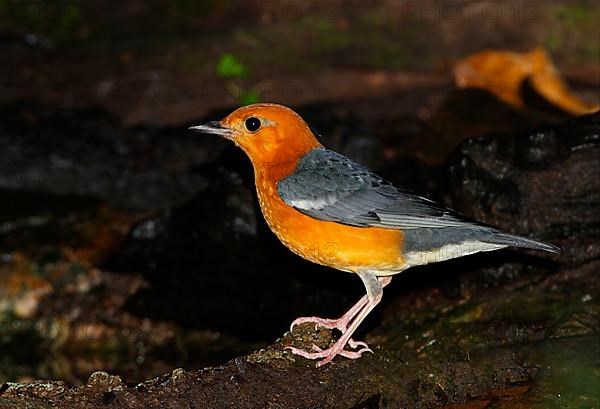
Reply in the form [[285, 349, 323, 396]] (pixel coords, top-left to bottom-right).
[[190, 104, 321, 175]]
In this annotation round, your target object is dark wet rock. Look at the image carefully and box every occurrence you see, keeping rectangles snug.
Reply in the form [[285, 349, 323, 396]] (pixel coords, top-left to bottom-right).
[[447, 111, 600, 267], [2, 269, 597, 408], [0, 100, 387, 215], [0, 340, 538, 409], [0, 380, 66, 409], [0, 101, 227, 211], [86, 371, 124, 392], [1, 100, 598, 406], [0, 254, 262, 385], [387, 88, 561, 167], [107, 167, 362, 341]]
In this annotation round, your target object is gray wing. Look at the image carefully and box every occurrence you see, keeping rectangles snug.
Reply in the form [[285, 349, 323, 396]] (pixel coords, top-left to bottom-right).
[[277, 147, 478, 230], [277, 147, 560, 254]]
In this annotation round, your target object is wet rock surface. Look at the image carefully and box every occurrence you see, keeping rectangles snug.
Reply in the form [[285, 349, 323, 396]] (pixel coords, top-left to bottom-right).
[[108, 167, 362, 340], [0, 101, 227, 211], [0, 96, 598, 407], [448, 111, 600, 268], [0, 347, 540, 409]]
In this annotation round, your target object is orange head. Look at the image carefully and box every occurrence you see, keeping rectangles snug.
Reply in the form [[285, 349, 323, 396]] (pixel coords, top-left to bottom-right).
[[190, 104, 321, 177]]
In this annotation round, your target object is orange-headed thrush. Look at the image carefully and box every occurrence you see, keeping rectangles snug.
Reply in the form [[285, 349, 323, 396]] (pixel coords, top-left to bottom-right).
[[190, 103, 559, 367]]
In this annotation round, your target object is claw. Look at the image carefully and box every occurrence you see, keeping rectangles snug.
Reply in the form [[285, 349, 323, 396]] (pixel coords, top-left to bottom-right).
[[286, 339, 373, 366], [347, 339, 369, 350], [290, 316, 345, 332], [289, 295, 370, 333], [285, 345, 327, 359], [311, 344, 323, 352], [339, 345, 373, 358]]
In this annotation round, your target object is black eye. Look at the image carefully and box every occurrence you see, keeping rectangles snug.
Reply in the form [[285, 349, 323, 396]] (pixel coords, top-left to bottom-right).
[[245, 117, 261, 132]]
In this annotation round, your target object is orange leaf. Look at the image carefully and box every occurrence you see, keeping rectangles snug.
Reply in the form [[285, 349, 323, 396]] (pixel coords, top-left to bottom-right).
[[454, 48, 598, 115]]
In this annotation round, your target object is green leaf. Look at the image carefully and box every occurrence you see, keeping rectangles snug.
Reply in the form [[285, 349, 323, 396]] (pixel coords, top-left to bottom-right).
[[216, 54, 247, 78]]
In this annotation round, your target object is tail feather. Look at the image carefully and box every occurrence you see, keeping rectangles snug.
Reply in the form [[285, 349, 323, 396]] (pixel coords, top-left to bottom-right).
[[483, 232, 561, 254]]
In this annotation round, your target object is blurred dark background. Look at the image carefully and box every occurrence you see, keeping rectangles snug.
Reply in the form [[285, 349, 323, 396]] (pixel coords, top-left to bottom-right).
[[0, 1, 598, 407], [1, 0, 598, 123]]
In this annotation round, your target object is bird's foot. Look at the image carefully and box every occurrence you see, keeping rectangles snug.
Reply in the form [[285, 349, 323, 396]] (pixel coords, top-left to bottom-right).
[[289, 315, 352, 332], [285, 338, 373, 367]]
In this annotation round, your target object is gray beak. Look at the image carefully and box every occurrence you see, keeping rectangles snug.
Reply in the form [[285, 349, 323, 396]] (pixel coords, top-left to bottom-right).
[[188, 121, 233, 138]]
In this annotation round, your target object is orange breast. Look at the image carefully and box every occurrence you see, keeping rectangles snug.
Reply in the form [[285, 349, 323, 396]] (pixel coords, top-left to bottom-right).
[[255, 181, 405, 273]]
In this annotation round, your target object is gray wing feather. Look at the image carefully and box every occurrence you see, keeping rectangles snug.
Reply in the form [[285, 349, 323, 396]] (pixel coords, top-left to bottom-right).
[[277, 148, 478, 230]]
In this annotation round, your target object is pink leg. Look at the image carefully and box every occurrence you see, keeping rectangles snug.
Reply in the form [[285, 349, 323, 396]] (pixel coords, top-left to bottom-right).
[[287, 274, 392, 366], [287, 291, 382, 366], [289, 294, 368, 332]]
